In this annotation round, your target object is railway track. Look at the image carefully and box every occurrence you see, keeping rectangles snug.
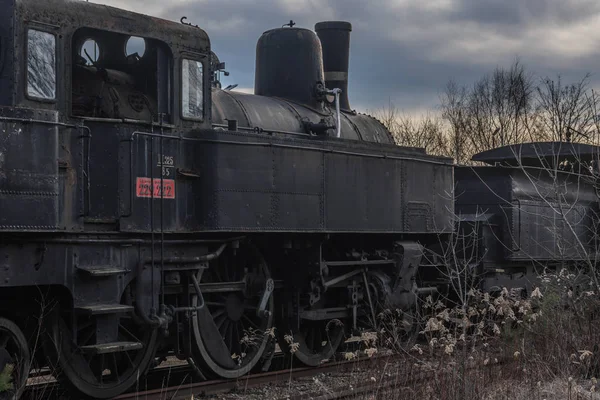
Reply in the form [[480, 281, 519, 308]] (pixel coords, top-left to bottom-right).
[[22, 360, 199, 400], [21, 350, 397, 400], [116, 354, 510, 400], [114, 353, 400, 400], [284, 356, 511, 400], [283, 362, 435, 400], [21, 339, 510, 400], [20, 336, 372, 400]]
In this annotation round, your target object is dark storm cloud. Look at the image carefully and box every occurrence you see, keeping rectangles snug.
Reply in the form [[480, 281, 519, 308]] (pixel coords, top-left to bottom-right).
[[449, 0, 600, 27], [106, 0, 600, 114]]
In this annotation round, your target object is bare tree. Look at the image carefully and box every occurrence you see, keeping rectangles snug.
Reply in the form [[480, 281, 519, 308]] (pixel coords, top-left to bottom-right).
[[440, 79, 470, 164], [460, 60, 536, 155], [535, 74, 598, 143], [437, 60, 538, 164], [586, 89, 600, 146], [372, 100, 448, 156], [375, 59, 600, 167], [373, 98, 399, 134], [393, 114, 446, 155]]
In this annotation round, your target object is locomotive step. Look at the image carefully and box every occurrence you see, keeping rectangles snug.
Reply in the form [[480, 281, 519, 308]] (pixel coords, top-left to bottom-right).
[[80, 341, 143, 355], [74, 304, 134, 315], [76, 265, 128, 277]]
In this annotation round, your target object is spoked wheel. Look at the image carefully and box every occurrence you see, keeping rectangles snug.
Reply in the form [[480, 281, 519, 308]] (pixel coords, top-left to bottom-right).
[[0, 318, 31, 400], [43, 305, 158, 399], [189, 241, 274, 379], [279, 318, 345, 367]]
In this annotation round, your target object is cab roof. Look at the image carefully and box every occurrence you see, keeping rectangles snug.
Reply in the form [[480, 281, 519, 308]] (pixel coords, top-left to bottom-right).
[[15, 0, 210, 52]]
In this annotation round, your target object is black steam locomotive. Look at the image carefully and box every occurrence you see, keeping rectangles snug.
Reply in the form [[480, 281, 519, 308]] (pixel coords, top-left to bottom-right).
[[0, 0, 598, 398]]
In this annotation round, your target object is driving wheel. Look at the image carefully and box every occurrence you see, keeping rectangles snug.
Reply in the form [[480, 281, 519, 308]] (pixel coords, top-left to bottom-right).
[[188, 241, 275, 379]]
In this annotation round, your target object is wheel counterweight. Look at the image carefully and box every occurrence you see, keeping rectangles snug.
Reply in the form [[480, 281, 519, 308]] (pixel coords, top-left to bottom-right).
[[278, 318, 345, 367], [188, 241, 275, 379]]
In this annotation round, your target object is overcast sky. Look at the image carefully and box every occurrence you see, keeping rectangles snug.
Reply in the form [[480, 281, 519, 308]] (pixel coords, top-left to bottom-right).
[[102, 0, 600, 116]]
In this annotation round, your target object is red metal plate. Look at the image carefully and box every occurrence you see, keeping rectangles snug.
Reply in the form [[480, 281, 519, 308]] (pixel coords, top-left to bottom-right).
[[136, 177, 175, 199]]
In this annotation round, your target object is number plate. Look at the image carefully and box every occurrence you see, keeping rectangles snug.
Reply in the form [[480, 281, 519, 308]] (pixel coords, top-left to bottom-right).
[[136, 177, 175, 199]]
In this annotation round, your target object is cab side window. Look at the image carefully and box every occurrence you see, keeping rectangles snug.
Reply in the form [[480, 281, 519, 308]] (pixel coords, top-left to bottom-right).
[[181, 59, 203, 120], [71, 28, 172, 122], [27, 29, 56, 100]]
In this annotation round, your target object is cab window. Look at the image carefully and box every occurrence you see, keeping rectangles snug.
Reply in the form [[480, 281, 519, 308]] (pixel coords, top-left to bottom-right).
[[27, 29, 56, 100], [71, 28, 172, 123], [181, 59, 203, 120]]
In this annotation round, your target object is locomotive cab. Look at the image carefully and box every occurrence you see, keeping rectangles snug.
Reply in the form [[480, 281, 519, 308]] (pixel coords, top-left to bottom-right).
[[69, 28, 206, 126], [0, 0, 212, 231], [8, 0, 211, 126]]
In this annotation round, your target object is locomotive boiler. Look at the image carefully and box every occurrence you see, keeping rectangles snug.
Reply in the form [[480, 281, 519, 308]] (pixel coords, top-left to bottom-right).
[[211, 21, 394, 143]]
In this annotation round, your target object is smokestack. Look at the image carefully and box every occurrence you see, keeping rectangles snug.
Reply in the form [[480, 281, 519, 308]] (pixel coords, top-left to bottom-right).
[[314, 21, 352, 111]]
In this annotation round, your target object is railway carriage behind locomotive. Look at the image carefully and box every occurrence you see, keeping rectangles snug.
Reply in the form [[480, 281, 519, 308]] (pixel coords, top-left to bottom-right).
[[0, 0, 455, 398], [453, 142, 600, 296]]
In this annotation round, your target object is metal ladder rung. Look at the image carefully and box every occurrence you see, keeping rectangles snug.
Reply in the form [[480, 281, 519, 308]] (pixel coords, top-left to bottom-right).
[[77, 265, 128, 277], [80, 341, 143, 355], [74, 304, 133, 315]]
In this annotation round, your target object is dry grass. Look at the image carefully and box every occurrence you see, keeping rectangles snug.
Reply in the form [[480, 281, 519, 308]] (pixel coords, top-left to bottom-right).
[[344, 267, 600, 400], [481, 378, 600, 400]]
